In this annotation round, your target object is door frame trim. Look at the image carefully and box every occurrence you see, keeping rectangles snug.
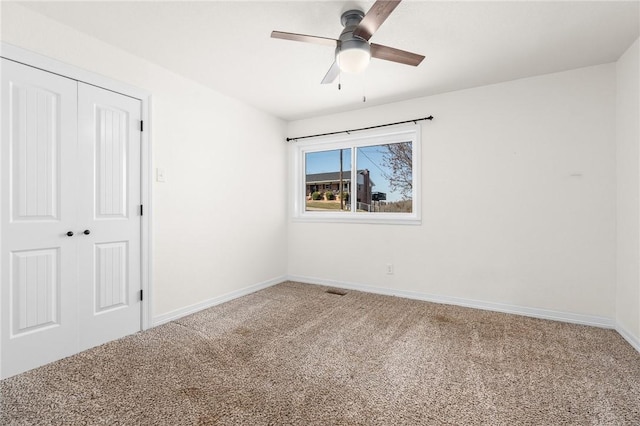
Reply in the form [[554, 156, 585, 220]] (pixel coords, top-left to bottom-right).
[[1, 42, 154, 332]]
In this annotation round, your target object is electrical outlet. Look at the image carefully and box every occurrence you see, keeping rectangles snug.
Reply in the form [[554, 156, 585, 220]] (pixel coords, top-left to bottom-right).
[[386, 264, 394, 275]]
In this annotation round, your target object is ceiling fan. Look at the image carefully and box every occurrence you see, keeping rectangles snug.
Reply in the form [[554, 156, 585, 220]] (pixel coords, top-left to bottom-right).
[[271, 0, 425, 84]]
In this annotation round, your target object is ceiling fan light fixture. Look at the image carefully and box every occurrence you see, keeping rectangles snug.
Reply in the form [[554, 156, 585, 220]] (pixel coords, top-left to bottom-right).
[[271, 1, 425, 85], [337, 39, 371, 74]]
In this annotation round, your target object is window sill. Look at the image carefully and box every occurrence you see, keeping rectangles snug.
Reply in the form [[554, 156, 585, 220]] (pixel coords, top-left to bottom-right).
[[292, 212, 421, 225]]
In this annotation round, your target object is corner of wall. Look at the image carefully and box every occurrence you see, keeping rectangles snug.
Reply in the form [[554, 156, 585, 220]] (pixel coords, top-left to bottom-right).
[[615, 36, 640, 350]]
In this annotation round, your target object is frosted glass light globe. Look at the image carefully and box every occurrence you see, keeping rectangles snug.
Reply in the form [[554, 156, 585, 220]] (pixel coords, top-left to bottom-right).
[[337, 41, 371, 74]]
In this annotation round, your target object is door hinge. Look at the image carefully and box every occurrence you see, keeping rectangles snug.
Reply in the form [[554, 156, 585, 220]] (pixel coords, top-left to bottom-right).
[[140, 204, 143, 216], [140, 289, 144, 301], [140, 120, 144, 132]]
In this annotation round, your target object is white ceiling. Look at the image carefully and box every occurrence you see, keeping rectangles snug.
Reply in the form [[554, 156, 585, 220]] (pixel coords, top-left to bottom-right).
[[18, 1, 640, 121]]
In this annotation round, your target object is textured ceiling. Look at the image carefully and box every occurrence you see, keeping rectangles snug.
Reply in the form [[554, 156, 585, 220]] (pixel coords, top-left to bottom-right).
[[18, 1, 640, 121]]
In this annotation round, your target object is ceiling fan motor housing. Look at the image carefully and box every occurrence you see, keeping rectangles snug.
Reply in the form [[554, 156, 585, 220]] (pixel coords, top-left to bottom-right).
[[340, 9, 365, 28]]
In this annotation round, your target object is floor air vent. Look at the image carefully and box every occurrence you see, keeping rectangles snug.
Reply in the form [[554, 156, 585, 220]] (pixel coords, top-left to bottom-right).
[[325, 289, 348, 296]]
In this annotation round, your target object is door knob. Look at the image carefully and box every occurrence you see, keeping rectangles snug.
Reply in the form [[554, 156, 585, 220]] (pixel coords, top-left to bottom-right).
[[83, 230, 91, 235], [66, 231, 74, 237]]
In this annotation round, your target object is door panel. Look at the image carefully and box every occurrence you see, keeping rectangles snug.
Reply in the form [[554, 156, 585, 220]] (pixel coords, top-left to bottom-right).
[[94, 241, 128, 312], [1, 59, 79, 378], [11, 84, 61, 221], [77, 83, 141, 351], [95, 105, 128, 218], [11, 248, 60, 335]]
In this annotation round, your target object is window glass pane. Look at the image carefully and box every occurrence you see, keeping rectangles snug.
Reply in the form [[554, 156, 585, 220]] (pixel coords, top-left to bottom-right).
[[305, 148, 352, 212], [355, 142, 413, 213]]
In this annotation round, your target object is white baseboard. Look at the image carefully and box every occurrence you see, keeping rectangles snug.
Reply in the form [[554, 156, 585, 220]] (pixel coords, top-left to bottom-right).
[[151, 274, 638, 354], [616, 324, 640, 353], [287, 274, 616, 329], [152, 275, 286, 326]]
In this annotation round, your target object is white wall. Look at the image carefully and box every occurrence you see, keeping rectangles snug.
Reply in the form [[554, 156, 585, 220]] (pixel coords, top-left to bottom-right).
[[288, 64, 617, 322], [616, 38, 640, 343], [1, 3, 288, 319]]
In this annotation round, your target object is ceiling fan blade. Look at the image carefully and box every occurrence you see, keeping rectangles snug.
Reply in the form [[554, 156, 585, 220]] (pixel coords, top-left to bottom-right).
[[353, 0, 402, 41], [271, 31, 338, 47], [321, 61, 340, 84], [370, 43, 424, 66]]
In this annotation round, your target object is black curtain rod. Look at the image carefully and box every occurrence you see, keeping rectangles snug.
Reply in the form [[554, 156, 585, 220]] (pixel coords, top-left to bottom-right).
[[286, 115, 434, 142]]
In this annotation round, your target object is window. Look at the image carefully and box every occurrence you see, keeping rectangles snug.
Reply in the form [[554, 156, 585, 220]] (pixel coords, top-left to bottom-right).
[[292, 125, 420, 224]]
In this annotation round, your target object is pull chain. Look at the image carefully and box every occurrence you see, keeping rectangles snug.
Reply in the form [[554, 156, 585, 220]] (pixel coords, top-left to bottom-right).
[[362, 75, 367, 102]]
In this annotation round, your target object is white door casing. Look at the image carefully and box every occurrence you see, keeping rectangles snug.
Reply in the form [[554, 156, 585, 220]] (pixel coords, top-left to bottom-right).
[[1, 56, 147, 379]]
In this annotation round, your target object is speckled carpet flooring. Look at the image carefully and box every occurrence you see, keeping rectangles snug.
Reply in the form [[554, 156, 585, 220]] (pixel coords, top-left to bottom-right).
[[1, 281, 640, 425]]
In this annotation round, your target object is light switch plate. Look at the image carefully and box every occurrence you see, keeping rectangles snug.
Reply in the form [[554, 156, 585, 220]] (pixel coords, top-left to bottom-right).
[[156, 168, 166, 182]]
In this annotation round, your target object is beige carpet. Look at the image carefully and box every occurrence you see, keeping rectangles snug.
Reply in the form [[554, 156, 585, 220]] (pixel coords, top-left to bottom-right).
[[1, 281, 639, 425]]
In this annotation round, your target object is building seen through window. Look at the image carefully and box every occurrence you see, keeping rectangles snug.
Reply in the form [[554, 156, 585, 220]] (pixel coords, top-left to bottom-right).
[[304, 142, 412, 213]]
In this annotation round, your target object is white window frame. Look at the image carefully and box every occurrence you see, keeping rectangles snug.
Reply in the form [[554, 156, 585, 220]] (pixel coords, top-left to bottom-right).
[[291, 125, 421, 225]]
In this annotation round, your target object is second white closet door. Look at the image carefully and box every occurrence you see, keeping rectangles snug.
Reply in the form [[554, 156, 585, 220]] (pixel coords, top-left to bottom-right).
[[77, 83, 142, 352]]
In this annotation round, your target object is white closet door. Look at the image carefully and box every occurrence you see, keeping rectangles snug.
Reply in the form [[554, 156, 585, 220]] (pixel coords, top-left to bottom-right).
[[1, 59, 79, 378], [77, 83, 142, 351]]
